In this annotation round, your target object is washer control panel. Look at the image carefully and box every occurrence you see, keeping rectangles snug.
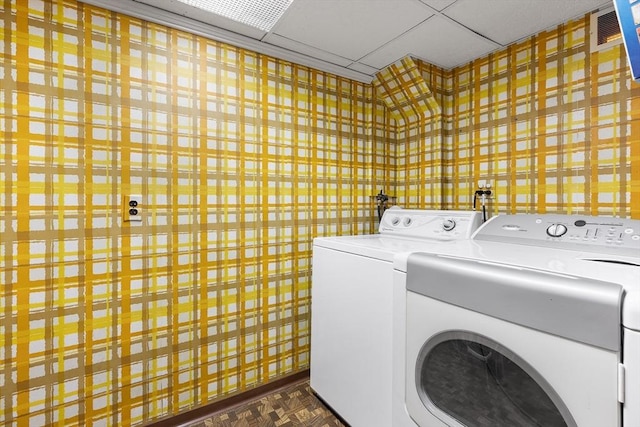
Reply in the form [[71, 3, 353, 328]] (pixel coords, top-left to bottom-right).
[[475, 214, 640, 256], [379, 208, 482, 240]]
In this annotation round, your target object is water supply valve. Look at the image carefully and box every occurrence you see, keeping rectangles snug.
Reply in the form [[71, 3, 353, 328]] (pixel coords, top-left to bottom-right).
[[370, 190, 396, 222]]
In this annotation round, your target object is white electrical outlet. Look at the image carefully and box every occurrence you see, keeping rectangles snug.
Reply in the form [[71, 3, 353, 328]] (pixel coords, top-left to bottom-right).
[[124, 195, 142, 222]]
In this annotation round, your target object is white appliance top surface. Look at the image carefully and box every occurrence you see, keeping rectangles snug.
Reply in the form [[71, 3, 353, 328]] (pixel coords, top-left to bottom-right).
[[313, 208, 482, 261], [395, 214, 640, 331], [314, 234, 463, 262]]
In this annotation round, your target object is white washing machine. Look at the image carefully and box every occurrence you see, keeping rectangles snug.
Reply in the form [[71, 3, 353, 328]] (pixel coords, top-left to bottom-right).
[[310, 208, 482, 427], [395, 214, 640, 427]]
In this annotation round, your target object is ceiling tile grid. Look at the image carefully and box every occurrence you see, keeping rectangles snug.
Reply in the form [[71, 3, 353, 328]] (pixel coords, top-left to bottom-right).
[[84, 0, 612, 82]]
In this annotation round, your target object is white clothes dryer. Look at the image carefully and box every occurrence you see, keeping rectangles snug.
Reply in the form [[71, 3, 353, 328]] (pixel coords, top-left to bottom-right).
[[310, 208, 482, 427], [396, 214, 640, 427]]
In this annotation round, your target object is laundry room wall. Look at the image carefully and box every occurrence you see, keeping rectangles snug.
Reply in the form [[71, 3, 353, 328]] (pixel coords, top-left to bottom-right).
[[0, 0, 392, 425], [445, 16, 640, 218], [373, 57, 447, 209], [2, 1, 639, 426], [401, 15, 640, 218]]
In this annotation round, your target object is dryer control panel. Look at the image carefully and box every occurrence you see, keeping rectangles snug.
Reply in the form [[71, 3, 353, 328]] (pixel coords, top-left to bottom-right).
[[474, 214, 640, 257], [379, 208, 483, 240]]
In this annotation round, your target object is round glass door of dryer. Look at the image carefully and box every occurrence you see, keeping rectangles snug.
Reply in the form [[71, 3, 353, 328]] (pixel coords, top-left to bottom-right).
[[415, 332, 576, 427]]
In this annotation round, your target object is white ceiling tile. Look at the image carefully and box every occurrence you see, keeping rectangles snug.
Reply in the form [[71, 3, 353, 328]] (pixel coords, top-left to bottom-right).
[[361, 15, 499, 69], [443, 0, 610, 45], [263, 34, 354, 67], [88, 0, 615, 82], [418, 0, 457, 12], [271, 0, 434, 61]]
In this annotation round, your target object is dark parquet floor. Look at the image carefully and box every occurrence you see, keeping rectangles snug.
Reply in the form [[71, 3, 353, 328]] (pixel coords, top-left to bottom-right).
[[187, 380, 347, 427]]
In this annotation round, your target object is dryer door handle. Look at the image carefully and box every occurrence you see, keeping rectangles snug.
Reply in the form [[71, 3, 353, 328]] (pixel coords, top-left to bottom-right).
[[406, 252, 623, 351]]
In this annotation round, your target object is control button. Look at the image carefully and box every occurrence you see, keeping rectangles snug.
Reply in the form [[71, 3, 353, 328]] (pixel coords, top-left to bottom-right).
[[632, 235, 640, 241], [442, 219, 456, 231], [574, 220, 586, 227], [615, 240, 623, 245], [546, 224, 568, 238], [625, 228, 634, 234], [391, 217, 401, 226], [535, 219, 542, 224], [403, 217, 413, 226], [606, 238, 613, 243], [609, 227, 616, 232]]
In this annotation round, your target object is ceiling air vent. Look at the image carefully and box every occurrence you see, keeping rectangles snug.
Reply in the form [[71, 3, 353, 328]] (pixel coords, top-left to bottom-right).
[[590, 7, 622, 52]]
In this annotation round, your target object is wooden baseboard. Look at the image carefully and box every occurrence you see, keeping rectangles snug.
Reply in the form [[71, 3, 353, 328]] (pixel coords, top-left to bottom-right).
[[146, 369, 310, 427]]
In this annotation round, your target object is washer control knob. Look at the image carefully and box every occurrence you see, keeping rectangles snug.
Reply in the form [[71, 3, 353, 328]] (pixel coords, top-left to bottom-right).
[[442, 219, 456, 231], [546, 223, 568, 238], [391, 217, 401, 226], [403, 217, 413, 226]]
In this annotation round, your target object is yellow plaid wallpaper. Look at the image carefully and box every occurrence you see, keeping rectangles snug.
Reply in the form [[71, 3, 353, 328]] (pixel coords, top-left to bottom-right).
[[1, 1, 640, 426], [0, 0, 390, 425], [373, 57, 447, 208], [407, 17, 639, 217]]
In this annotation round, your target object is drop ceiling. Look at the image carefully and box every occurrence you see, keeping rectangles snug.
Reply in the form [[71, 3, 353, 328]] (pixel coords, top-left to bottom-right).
[[80, 0, 612, 83]]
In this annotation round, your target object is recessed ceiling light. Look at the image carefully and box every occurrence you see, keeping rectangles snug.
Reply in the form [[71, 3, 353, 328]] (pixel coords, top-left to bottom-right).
[[176, 0, 294, 32]]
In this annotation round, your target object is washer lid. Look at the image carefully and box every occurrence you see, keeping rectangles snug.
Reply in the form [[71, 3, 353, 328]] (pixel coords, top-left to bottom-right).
[[313, 234, 460, 261]]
